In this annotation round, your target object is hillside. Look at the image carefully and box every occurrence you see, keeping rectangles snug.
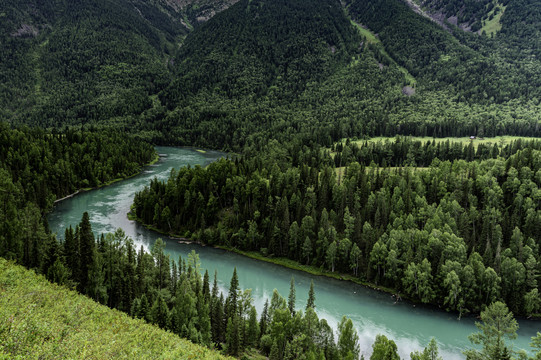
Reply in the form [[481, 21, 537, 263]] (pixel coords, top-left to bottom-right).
[[0, 257, 230, 359], [0, 0, 245, 129], [3, 0, 541, 147]]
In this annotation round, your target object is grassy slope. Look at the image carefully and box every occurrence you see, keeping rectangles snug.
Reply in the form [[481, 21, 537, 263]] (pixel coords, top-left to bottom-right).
[[340, 135, 541, 149], [349, 19, 416, 85], [481, 4, 506, 35], [0, 258, 230, 360]]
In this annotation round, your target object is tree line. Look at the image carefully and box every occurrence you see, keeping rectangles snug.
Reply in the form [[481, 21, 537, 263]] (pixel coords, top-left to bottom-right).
[[50, 211, 364, 359], [133, 138, 541, 317], [45, 212, 541, 359], [0, 124, 155, 268]]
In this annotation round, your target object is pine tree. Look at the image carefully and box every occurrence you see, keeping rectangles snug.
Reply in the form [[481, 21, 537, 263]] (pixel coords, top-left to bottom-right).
[[63, 226, 79, 285], [78, 212, 95, 293], [338, 316, 360, 360], [247, 306, 259, 347], [463, 302, 518, 360], [269, 339, 280, 360], [226, 315, 240, 356], [137, 293, 151, 323], [260, 299, 269, 338], [288, 277, 296, 315], [306, 280, 315, 310], [151, 293, 170, 329], [226, 268, 239, 319], [198, 300, 212, 347], [203, 269, 210, 302]]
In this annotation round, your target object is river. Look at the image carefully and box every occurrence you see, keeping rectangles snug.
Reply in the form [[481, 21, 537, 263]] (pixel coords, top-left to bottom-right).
[[47, 146, 540, 359]]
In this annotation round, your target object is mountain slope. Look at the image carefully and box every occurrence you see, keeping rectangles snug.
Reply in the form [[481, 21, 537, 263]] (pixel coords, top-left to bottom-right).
[[162, 0, 360, 104], [0, 257, 231, 359], [2, 0, 541, 146], [0, 0, 187, 126]]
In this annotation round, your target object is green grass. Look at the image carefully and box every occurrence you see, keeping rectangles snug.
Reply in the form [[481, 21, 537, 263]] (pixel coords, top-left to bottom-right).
[[341, 135, 541, 150], [481, 4, 506, 36], [350, 20, 379, 44], [349, 20, 416, 85], [0, 258, 230, 360]]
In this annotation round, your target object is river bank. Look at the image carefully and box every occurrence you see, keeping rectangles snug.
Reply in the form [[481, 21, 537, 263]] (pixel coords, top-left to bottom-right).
[[53, 151, 160, 204], [48, 145, 541, 359], [129, 212, 418, 307], [129, 214, 541, 322]]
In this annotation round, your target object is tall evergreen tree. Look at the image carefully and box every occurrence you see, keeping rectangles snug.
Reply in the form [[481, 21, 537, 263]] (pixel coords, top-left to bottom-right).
[[338, 316, 360, 360], [306, 280, 315, 310], [78, 212, 95, 293], [226, 268, 239, 319], [463, 302, 518, 359], [288, 277, 296, 315], [225, 315, 240, 356], [260, 299, 269, 338]]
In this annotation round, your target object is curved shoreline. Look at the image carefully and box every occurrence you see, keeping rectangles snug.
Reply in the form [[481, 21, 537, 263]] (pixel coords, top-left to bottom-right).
[[62, 147, 541, 322], [129, 214, 541, 322], [53, 152, 160, 205], [128, 213, 421, 307]]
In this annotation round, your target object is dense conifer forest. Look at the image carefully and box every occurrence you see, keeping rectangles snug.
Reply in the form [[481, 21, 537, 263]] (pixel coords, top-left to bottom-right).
[[2, 0, 541, 358]]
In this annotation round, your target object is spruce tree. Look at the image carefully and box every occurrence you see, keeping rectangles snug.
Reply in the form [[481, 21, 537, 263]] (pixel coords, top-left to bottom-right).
[[247, 306, 259, 347], [78, 212, 95, 293], [226, 315, 240, 356], [288, 276, 296, 315], [151, 293, 170, 330], [269, 339, 280, 360], [203, 269, 210, 302], [260, 299, 269, 338], [338, 316, 360, 359], [226, 268, 239, 319], [306, 280, 315, 310], [63, 225, 79, 284]]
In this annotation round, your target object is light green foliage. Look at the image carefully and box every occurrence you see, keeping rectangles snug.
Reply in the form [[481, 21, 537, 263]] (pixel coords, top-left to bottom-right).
[[338, 316, 360, 360], [411, 338, 442, 360], [370, 334, 400, 360], [531, 333, 541, 360], [0, 258, 231, 359], [464, 302, 518, 359]]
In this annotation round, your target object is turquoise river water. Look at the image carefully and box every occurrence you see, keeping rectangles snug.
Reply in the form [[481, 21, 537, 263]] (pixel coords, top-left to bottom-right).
[[47, 146, 540, 359]]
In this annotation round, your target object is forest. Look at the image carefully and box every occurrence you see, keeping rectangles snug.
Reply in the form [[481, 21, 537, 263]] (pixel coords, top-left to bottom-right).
[[2, 0, 541, 358], [132, 137, 541, 317]]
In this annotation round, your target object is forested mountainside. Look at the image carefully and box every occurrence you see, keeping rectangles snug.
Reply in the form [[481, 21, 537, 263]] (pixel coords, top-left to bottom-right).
[[0, 0, 234, 128], [0, 0, 185, 127], [419, 0, 541, 38], [145, 0, 541, 149], [2, 0, 541, 148]]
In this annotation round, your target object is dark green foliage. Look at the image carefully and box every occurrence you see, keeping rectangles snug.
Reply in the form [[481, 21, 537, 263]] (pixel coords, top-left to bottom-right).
[[0, 124, 154, 275], [420, 0, 492, 27], [0, 0, 186, 126], [307, 280, 316, 310], [134, 138, 541, 316], [78, 212, 94, 292], [164, 0, 358, 102], [288, 277, 296, 315]]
